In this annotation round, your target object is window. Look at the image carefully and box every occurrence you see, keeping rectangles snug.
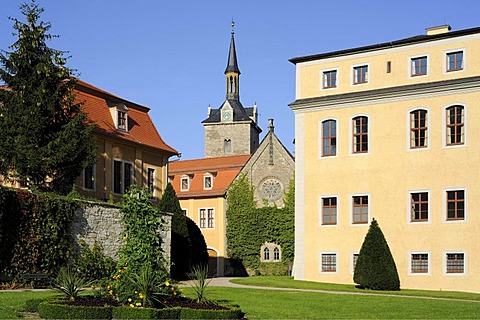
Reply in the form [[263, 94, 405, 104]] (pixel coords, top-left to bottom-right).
[[447, 51, 463, 72], [352, 195, 368, 224], [386, 61, 391, 73], [352, 253, 359, 273], [181, 176, 190, 191], [321, 197, 337, 225], [411, 192, 428, 222], [147, 168, 155, 197], [446, 105, 464, 145], [411, 253, 429, 273], [199, 208, 214, 229], [204, 174, 213, 190], [352, 116, 368, 153], [323, 70, 337, 88], [410, 110, 428, 148], [353, 65, 368, 84], [446, 253, 465, 274], [83, 164, 95, 190], [321, 253, 337, 272], [322, 120, 337, 157], [411, 56, 427, 76], [224, 139, 232, 154], [117, 110, 128, 131], [273, 247, 280, 261], [446, 190, 465, 220], [181, 209, 187, 215], [113, 160, 133, 194], [264, 248, 270, 261]]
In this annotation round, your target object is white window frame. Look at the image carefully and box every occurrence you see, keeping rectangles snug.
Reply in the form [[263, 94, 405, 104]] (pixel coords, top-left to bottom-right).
[[406, 108, 430, 151], [351, 252, 359, 274], [351, 63, 370, 86], [408, 251, 431, 276], [350, 114, 370, 156], [443, 48, 466, 74], [318, 194, 339, 227], [319, 251, 338, 274], [112, 159, 134, 195], [442, 103, 467, 149], [116, 107, 129, 132], [319, 118, 339, 159], [203, 173, 213, 190], [443, 251, 467, 276], [443, 187, 467, 223], [320, 68, 339, 90], [408, 54, 430, 78], [146, 167, 156, 198], [407, 190, 431, 225], [350, 193, 370, 226], [199, 207, 215, 229], [83, 163, 96, 191], [180, 175, 190, 192], [181, 208, 188, 216]]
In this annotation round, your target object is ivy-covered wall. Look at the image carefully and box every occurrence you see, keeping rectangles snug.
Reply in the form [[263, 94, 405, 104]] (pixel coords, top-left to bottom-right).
[[0, 186, 78, 279], [226, 175, 294, 275]]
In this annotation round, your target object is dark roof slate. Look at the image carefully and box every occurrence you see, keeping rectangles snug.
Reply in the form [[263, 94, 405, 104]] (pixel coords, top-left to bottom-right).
[[202, 100, 253, 123]]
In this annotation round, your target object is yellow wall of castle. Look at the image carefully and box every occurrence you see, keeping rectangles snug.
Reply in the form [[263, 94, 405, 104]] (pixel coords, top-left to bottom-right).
[[296, 34, 480, 99], [298, 90, 480, 292]]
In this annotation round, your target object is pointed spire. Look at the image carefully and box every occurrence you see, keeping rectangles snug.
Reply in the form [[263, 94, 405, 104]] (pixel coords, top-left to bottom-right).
[[225, 20, 240, 75]]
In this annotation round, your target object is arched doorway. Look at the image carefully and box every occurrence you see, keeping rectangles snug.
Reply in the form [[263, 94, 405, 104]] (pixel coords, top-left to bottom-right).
[[207, 248, 218, 277]]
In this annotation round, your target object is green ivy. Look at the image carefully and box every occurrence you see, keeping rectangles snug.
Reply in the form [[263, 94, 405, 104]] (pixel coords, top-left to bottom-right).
[[226, 175, 295, 273], [0, 186, 78, 279]]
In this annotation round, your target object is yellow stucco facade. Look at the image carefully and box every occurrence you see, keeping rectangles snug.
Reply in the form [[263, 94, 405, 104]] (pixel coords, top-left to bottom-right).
[[291, 26, 480, 292]]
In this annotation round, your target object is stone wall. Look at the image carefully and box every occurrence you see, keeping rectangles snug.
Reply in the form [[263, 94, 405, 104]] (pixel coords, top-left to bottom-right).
[[71, 201, 172, 267]]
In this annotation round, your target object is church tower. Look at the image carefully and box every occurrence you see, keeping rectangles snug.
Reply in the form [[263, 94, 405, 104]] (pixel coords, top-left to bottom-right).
[[202, 22, 262, 158]]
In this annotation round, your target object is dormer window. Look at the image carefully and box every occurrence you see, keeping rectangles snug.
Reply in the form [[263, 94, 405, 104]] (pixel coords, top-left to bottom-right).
[[204, 173, 214, 190], [117, 110, 127, 131], [108, 101, 129, 132], [181, 175, 190, 191]]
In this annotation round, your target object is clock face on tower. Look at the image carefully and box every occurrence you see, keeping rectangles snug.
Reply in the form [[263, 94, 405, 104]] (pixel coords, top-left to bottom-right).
[[222, 110, 232, 121]]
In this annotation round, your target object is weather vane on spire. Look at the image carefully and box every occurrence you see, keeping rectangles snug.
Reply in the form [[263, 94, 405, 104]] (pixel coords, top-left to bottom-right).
[[231, 19, 235, 35]]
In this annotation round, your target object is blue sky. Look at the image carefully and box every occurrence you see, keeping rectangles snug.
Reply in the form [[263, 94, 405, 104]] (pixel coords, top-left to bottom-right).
[[0, 0, 479, 160]]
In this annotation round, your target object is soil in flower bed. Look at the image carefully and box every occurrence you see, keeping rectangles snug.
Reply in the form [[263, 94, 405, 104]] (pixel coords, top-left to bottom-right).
[[65, 296, 120, 307]]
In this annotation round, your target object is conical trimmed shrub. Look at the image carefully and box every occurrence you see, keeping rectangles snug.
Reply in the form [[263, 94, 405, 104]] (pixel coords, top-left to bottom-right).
[[353, 218, 400, 290]]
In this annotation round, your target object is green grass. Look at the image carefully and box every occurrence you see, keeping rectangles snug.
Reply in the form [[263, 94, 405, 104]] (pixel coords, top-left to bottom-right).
[[231, 276, 480, 301], [0, 290, 58, 319]]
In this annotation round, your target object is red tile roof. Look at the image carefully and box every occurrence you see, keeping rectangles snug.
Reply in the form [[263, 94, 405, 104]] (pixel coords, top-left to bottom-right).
[[75, 79, 178, 155], [169, 155, 250, 198]]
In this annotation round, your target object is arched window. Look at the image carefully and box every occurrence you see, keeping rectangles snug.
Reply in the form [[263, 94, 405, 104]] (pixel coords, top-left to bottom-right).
[[322, 119, 336, 156], [273, 247, 280, 261], [263, 247, 270, 261], [224, 139, 232, 154], [229, 76, 234, 93]]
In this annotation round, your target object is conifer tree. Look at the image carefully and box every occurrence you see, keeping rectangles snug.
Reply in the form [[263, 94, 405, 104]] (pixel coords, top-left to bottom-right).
[[0, 1, 96, 194], [353, 218, 400, 290]]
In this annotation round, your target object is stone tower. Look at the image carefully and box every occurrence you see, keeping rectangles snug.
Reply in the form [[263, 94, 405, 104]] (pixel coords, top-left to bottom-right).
[[202, 22, 262, 158]]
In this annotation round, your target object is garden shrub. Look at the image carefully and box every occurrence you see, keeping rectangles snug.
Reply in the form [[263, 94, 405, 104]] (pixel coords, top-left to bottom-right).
[[24, 298, 49, 312], [179, 307, 244, 319], [112, 305, 163, 319], [256, 261, 290, 276], [74, 239, 116, 282], [354, 218, 400, 291], [38, 300, 112, 319]]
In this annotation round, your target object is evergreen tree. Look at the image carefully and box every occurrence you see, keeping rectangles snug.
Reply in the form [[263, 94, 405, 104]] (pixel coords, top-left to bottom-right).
[[353, 218, 400, 290], [0, 1, 96, 194], [159, 183, 208, 279]]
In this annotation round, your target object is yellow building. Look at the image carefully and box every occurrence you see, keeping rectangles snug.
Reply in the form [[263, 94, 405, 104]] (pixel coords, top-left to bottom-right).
[[290, 25, 480, 292]]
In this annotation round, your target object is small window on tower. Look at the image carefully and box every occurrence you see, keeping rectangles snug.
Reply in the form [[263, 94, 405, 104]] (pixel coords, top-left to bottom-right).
[[224, 139, 232, 154]]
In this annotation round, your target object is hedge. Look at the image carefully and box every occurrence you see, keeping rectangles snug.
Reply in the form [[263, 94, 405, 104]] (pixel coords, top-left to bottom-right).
[[38, 301, 113, 319]]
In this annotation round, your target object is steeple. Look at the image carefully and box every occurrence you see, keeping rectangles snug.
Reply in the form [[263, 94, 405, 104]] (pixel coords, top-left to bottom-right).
[[225, 20, 240, 101]]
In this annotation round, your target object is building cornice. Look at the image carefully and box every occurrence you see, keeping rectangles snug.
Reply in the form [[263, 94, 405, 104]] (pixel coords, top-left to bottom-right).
[[289, 76, 480, 113]]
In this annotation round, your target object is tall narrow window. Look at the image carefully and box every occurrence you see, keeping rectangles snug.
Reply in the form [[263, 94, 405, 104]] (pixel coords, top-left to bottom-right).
[[113, 160, 133, 194], [411, 192, 428, 222], [83, 164, 95, 190], [204, 174, 213, 190], [181, 176, 189, 191], [323, 70, 337, 88], [410, 110, 428, 148], [322, 120, 337, 156], [411, 56, 427, 76], [273, 247, 280, 261], [117, 110, 127, 131], [411, 253, 429, 273], [264, 248, 270, 261], [353, 65, 368, 84], [352, 253, 359, 272], [386, 61, 392, 73], [446, 105, 464, 145], [352, 116, 368, 153], [147, 168, 155, 197], [446, 253, 465, 274], [207, 208, 215, 228], [322, 197, 337, 225], [447, 51, 463, 72], [224, 139, 232, 154], [199, 209, 206, 228], [352, 195, 368, 224], [446, 190, 465, 220], [321, 253, 337, 272]]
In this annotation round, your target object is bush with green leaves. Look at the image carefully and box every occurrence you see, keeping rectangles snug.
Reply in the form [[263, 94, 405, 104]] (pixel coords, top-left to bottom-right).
[[353, 218, 400, 290], [54, 266, 92, 301], [74, 240, 116, 282], [189, 264, 212, 303]]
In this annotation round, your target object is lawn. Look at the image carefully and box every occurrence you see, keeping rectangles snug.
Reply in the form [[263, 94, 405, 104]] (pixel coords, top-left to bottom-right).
[[0, 290, 58, 319]]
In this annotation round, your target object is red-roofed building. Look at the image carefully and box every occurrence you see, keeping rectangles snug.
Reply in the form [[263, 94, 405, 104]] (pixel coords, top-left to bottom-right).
[[74, 79, 178, 201]]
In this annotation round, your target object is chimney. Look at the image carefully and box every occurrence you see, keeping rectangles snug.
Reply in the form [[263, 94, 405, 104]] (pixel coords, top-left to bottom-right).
[[426, 25, 451, 36]]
